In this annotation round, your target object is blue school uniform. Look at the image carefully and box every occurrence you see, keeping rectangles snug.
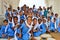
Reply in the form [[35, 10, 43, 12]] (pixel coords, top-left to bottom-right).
[[33, 8, 37, 14], [16, 27, 22, 40], [50, 16, 53, 20], [39, 11, 43, 16], [40, 23, 46, 34], [7, 23, 14, 37], [20, 15, 25, 20], [21, 23, 30, 40], [49, 21, 55, 31], [0, 25, 8, 38], [33, 30, 41, 37], [56, 18, 59, 28], [57, 27, 60, 32], [33, 24, 41, 37]]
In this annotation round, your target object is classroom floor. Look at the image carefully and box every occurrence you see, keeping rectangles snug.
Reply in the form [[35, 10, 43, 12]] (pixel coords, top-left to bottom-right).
[[0, 32, 60, 40]]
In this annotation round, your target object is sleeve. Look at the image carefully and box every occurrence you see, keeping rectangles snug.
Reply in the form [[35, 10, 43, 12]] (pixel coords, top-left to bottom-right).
[[17, 29, 21, 34], [40, 25, 43, 29], [1, 26, 4, 34]]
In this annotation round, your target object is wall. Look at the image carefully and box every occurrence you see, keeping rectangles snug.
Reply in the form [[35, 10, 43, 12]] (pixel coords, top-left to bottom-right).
[[46, 0, 60, 17]]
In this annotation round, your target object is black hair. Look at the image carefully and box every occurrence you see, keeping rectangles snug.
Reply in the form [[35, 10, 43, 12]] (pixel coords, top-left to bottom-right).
[[33, 18, 37, 21], [38, 18, 42, 21], [13, 16, 18, 19], [27, 16, 32, 20], [3, 19, 8, 23]]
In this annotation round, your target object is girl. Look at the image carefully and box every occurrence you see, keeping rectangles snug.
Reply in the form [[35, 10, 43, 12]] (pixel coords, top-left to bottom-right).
[[39, 18, 47, 34], [33, 18, 41, 37], [21, 16, 33, 40]]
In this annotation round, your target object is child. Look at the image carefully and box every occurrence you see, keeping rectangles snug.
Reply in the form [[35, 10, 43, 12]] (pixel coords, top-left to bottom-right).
[[1, 20, 9, 38], [44, 7, 48, 18], [57, 23, 60, 32], [7, 17, 15, 40], [19, 10, 25, 20], [48, 18, 56, 32], [20, 19, 24, 27], [55, 13, 59, 29], [46, 16, 51, 32], [32, 18, 41, 37], [12, 16, 22, 40], [38, 18, 42, 27], [8, 17, 13, 26], [21, 16, 32, 40], [39, 18, 47, 34], [15, 24, 22, 40], [50, 12, 54, 20], [5, 8, 12, 20]]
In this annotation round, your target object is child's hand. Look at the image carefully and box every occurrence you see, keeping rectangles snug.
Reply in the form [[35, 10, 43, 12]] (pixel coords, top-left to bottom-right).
[[40, 29, 42, 31], [18, 34, 22, 38], [2, 34, 6, 37], [33, 30, 37, 32], [15, 24, 19, 28]]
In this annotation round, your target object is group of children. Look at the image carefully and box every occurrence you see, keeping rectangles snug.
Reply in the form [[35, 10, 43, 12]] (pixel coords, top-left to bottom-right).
[[0, 5, 60, 40]]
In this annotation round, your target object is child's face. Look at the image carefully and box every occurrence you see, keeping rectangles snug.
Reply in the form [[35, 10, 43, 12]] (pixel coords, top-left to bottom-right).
[[55, 14, 58, 17], [20, 20, 24, 24], [59, 23, 60, 27], [27, 17, 32, 25], [4, 21, 8, 26], [27, 13, 32, 17], [14, 18, 18, 24], [33, 19, 37, 25], [19, 11, 23, 16], [43, 19, 46, 23], [9, 17, 12, 22], [47, 17, 50, 21], [38, 19, 42, 24], [36, 13, 39, 17], [54, 18, 56, 22]]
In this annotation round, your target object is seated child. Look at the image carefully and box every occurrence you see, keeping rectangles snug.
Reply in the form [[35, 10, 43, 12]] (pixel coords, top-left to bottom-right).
[[20, 19, 24, 27], [15, 25, 22, 40], [40, 18, 47, 34], [21, 16, 32, 40], [1, 20, 9, 38], [32, 18, 41, 37], [48, 18, 56, 32]]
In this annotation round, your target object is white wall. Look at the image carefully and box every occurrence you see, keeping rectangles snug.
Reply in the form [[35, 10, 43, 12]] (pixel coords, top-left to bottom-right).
[[46, 0, 60, 17], [19, 0, 46, 8]]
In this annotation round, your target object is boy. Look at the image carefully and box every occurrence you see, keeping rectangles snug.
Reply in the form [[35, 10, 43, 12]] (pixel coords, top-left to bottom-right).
[[5, 8, 12, 20]]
